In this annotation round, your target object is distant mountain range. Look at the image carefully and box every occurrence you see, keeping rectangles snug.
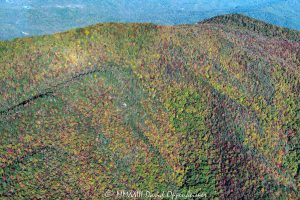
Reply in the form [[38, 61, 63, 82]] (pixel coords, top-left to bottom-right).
[[0, 0, 299, 40]]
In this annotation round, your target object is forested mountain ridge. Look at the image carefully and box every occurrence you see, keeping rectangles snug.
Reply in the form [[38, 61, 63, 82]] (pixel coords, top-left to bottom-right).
[[199, 14, 300, 42], [0, 14, 299, 199]]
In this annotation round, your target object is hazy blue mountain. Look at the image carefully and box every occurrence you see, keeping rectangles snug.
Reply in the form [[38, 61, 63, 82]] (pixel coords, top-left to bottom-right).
[[0, 0, 299, 40]]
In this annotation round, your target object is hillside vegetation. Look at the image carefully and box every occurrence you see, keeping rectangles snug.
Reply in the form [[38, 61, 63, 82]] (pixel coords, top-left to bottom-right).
[[200, 14, 300, 42], [0, 14, 299, 199]]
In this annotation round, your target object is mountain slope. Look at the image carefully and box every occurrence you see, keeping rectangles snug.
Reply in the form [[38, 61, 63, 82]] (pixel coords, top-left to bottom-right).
[[0, 15, 299, 199], [200, 14, 300, 42]]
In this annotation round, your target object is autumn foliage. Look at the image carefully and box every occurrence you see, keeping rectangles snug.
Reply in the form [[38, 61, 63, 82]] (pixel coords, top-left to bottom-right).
[[0, 14, 299, 199]]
